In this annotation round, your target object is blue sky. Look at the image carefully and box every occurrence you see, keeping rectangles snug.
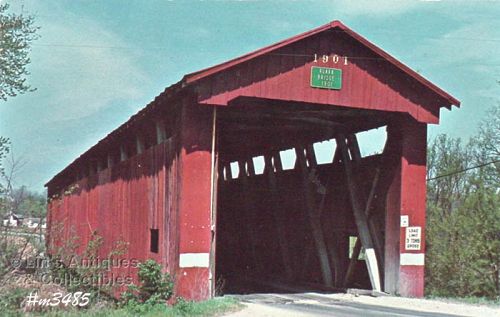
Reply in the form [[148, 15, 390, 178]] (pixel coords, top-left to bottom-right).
[[1, 0, 499, 192]]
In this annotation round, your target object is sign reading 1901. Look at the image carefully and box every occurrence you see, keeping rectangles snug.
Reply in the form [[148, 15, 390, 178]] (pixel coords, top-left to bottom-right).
[[313, 54, 348, 65]]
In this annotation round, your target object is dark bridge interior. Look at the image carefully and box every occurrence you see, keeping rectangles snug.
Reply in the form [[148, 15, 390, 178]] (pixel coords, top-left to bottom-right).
[[214, 100, 395, 294]]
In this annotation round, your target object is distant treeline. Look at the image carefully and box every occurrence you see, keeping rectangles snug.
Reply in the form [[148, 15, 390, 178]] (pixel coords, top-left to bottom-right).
[[426, 105, 500, 299]]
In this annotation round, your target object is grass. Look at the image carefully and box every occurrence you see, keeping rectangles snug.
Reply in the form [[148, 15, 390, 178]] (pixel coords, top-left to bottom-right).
[[425, 295, 500, 307], [2, 297, 243, 317]]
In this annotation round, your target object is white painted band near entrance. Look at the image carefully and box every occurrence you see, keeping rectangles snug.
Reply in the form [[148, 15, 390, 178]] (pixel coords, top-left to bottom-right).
[[400, 253, 425, 266], [179, 253, 210, 268]]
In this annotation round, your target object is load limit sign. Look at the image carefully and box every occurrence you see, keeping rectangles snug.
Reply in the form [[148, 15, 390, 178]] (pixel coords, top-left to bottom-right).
[[405, 226, 422, 250]]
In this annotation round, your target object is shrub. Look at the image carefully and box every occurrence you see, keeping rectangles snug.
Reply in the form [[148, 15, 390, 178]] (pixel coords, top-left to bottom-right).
[[121, 259, 174, 308], [0, 287, 30, 313]]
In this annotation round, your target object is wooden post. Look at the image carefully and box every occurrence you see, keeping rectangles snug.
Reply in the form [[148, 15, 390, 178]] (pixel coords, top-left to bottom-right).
[[300, 144, 344, 286], [96, 160, 103, 172], [88, 162, 95, 176], [342, 134, 385, 287], [81, 166, 87, 179], [305, 144, 343, 286], [176, 100, 213, 300], [333, 145, 342, 164], [336, 134, 381, 292], [273, 151, 300, 274], [136, 134, 145, 154], [238, 159, 262, 272], [346, 134, 361, 160], [120, 145, 127, 162], [264, 153, 294, 280], [209, 108, 218, 297], [107, 153, 114, 168], [246, 158, 256, 176], [224, 162, 232, 180], [295, 145, 333, 287], [363, 145, 387, 270], [305, 144, 317, 167], [156, 120, 167, 144], [273, 151, 283, 171], [343, 152, 385, 287], [384, 119, 427, 297]]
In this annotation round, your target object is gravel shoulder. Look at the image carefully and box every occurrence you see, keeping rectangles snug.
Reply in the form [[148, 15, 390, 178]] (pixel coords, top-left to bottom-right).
[[225, 293, 500, 317], [326, 293, 500, 316]]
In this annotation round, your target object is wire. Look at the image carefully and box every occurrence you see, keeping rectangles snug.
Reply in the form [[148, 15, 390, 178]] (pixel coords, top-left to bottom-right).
[[29, 28, 500, 51], [27, 44, 500, 67], [426, 158, 500, 181]]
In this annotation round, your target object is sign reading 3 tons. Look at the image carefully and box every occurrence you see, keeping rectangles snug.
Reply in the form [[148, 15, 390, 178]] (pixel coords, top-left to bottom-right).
[[310, 66, 342, 90], [405, 226, 422, 251]]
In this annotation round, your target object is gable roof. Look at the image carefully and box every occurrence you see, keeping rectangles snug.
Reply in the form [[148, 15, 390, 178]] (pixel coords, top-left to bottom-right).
[[183, 20, 459, 108]]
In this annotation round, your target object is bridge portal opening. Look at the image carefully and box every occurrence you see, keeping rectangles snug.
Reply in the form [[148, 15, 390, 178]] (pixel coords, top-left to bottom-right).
[[214, 99, 391, 295]]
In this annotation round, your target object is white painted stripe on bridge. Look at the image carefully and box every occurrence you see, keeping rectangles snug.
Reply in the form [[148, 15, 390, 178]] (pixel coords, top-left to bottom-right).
[[179, 253, 210, 268], [400, 253, 425, 266]]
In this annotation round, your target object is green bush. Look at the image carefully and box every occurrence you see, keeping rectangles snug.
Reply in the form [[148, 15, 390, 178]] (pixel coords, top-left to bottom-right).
[[0, 287, 30, 313], [121, 259, 174, 308], [426, 187, 500, 298]]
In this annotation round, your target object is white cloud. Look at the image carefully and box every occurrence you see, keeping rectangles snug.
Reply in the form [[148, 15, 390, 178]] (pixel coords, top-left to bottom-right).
[[408, 19, 500, 102], [265, 19, 315, 36], [414, 18, 500, 140], [419, 21, 500, 66], [30, 11, 150, 122]]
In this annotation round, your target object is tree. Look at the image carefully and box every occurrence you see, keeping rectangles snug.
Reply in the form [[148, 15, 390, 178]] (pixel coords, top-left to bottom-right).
[[17, 187, 46, 218], [426, 105, 500, 299], [0, 146, 28, 217], [0, 3, 39, 101], [0, 2, 39, 201], [0, 4, 42, 291], [476, 104, 500, 187]]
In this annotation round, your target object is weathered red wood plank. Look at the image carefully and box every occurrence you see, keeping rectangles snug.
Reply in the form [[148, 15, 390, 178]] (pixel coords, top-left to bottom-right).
[[196, 29, 444, 124]]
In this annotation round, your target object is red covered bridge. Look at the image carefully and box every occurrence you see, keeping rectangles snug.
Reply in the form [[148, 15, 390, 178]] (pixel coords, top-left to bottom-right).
[[46, 21, 460, 300]]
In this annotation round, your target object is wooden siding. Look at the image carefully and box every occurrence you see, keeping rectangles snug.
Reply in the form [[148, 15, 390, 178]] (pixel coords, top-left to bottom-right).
[[47, 139, 180, 294], [195, 30, 446, 124]]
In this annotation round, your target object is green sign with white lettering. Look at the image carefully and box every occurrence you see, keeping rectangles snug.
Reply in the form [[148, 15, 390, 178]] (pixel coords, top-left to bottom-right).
[[310, 66, 342, 90]]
